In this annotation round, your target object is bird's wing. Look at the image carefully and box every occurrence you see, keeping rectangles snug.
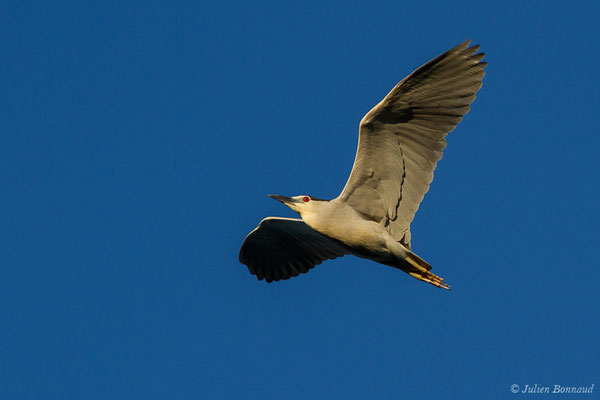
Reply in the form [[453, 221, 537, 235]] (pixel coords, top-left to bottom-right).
[[338, 40, 486, 247], [239, 217, 349, 282]]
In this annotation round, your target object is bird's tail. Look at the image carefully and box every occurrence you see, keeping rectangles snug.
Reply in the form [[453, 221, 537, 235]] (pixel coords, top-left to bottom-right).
[[403, 251, 450, 290]]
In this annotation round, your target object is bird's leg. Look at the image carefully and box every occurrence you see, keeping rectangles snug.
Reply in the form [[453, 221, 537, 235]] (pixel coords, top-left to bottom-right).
[[407, 270, 450, 290], [385, 239, 450, 290]]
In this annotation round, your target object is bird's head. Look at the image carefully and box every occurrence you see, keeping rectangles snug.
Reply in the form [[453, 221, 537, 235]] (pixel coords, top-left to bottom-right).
[[267, 194, 328, 217]]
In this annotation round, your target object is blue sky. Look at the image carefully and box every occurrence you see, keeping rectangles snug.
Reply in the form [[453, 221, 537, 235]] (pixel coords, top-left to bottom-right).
[[2, 1, 599, 399]]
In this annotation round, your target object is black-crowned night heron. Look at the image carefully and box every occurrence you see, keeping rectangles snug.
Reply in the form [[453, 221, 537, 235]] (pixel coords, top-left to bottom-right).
[[239, 40, 486, 289]]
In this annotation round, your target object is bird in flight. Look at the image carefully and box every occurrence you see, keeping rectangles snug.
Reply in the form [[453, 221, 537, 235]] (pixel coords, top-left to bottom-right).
[[239, 40, 486, 289]]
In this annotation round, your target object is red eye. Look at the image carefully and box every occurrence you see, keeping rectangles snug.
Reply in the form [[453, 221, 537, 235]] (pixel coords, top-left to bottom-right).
[[303, 196, 310, 202]]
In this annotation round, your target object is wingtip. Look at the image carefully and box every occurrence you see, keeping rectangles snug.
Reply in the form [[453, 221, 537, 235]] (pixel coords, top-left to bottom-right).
[[451, 39, 486, 56], [455, 39, 471, 51]]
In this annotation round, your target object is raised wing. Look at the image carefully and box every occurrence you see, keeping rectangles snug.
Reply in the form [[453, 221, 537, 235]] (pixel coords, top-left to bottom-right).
[[338, 40, 486, 247], [239, 217, 349, 282]]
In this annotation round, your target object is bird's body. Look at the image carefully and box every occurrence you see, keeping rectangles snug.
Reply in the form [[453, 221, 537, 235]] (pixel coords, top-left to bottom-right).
[[239, 40, 487, 289], [302, 198, 393, 261], [266, 196, 445, 287]]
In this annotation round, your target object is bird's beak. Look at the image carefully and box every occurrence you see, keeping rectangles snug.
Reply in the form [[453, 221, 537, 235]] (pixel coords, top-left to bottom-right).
[[267, 194, 294, 205]]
